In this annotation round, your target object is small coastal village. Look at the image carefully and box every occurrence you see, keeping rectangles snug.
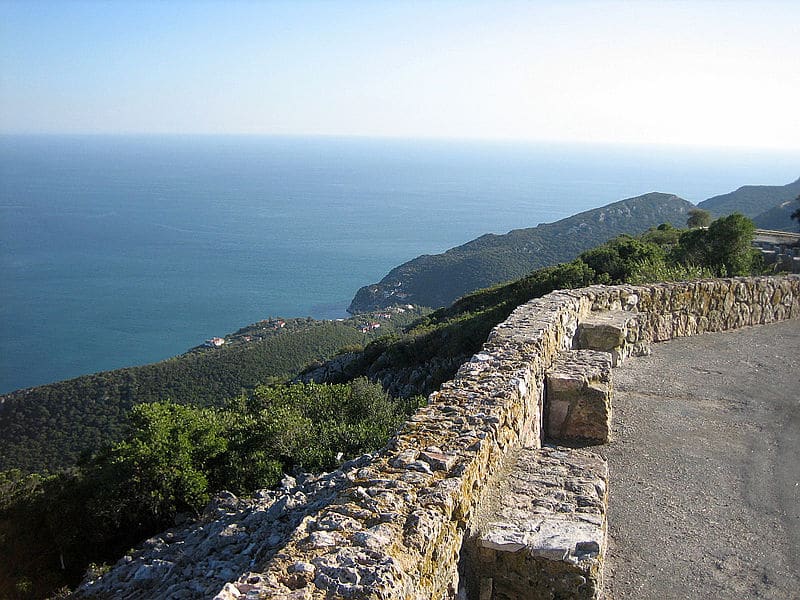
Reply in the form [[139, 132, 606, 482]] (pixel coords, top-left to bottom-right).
[[200, 305, 423, 352]]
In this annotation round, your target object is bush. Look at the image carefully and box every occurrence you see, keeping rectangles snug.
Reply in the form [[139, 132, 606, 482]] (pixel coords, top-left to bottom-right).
[[579, 236, 665, 283], [627, 257, 714, 284]]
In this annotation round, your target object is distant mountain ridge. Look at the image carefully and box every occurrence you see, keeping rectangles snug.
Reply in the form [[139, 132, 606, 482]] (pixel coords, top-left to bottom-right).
[[753, 196, 800, 232], [348, 192, 694, 312], [698, 177, 800, 220]]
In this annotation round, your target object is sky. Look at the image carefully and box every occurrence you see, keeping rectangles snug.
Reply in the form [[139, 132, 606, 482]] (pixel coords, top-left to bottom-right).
[[1, 0, 799, 149]]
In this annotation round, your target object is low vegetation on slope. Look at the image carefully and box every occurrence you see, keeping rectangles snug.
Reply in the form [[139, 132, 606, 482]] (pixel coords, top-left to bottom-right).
[[0, 213, 763, 599], [348, 192, 694, 312]]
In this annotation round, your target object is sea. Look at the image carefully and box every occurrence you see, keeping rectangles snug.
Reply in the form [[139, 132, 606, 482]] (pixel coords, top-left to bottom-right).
[[1, 134, 798, 394]]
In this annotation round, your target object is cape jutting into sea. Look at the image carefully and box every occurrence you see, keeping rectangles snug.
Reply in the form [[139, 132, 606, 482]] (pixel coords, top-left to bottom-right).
[[1, 134, 798, 393]]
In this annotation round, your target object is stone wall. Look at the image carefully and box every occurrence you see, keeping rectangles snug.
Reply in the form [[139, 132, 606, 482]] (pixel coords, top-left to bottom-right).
[[76, 275, 800, 600]]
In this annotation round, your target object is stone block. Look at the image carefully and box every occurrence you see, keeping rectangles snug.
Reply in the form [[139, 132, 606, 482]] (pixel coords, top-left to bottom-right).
[[576, 309, 648, 365], [546, 350, 612, 444], [462, 447, 608, 600]]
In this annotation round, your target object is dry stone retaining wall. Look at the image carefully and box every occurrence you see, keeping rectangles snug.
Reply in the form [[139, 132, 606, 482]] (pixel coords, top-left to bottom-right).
[[76, 275, 800, 600]]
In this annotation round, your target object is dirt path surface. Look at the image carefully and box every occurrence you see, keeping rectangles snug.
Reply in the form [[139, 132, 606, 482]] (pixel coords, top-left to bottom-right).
[[601, 320, 800, 600]]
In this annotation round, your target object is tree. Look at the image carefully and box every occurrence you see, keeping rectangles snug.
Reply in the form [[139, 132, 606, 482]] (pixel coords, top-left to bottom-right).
[[687, 208, 712, 228], [579, 235, 665, 283], [640, 223, 682, 248], [792, 194, 800, 231], [673, 213, 757, 276]]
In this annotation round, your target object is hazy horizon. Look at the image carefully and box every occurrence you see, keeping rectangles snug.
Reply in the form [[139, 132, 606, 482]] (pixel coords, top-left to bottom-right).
[[2, 1, 799, 150]]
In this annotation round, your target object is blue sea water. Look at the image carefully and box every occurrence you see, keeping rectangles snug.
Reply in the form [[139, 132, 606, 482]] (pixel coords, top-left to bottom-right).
[[1, 134, 798, 393]]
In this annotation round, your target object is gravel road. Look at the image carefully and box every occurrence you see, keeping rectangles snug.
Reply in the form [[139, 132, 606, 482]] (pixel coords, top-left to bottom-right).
[[601, 320, 800, 600]]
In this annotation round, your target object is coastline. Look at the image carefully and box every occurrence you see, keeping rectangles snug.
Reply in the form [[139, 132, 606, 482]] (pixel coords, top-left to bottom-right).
[[3, 135, 800, 393]]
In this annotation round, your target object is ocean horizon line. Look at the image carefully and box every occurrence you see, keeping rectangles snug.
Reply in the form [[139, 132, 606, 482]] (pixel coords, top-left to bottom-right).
[[3, 132, 800, 155]]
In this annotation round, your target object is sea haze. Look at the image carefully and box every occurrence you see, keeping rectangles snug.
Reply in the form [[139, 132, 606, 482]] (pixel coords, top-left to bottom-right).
[[1, 134, 798, 393]]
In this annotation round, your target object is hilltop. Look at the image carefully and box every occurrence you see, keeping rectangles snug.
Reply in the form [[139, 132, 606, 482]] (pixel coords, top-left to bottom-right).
[[348, 192, 693, 312], [698, 177, 800, 220]]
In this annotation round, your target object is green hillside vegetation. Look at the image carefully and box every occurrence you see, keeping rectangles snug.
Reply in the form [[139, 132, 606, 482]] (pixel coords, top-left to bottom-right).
[[753, 195, 800, 231], [0, 309, 427, 474], [348, 192, 694, 312], [0, 379, 421, 599], [0, 214, 761, 599], [311, 215, 761, 400], [698, 177, 800, 219]]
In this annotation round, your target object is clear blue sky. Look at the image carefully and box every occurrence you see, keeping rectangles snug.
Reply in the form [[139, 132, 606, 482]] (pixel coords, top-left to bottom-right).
[[1, 0, 798, 149]]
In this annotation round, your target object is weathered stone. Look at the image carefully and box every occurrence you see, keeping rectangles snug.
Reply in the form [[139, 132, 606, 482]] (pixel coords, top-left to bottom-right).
[[463, 446, 608, 600], [132, 559, 172, 582], [420, 450, 457, 472], [389, 449, 419, 468], [576, 310, 648, 365], [479, 525, 528, 552], [214, 582, 243, 600], [351, 524, 393, 550], [546, 350, 613, 444]]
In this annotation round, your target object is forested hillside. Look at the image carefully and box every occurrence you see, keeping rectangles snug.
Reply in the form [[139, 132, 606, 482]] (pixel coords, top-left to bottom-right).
[[348, 192, 694, 312], [0, 309, 426, 473]]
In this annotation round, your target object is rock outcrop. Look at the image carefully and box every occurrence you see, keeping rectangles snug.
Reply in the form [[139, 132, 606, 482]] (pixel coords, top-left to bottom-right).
[[76, 466, 372, 599]]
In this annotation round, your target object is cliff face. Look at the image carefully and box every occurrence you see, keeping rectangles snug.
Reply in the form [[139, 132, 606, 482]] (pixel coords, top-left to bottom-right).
[[348, 193, 693, 313]]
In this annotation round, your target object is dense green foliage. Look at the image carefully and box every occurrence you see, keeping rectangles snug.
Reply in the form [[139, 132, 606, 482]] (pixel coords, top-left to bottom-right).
[[580, 236, 666, 283], [670, 214, 760, 277], [0, 379, 420, 599], [348, 192, 695, 312], [686, 207, 712, 228], [0, 310, 426, 473]]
